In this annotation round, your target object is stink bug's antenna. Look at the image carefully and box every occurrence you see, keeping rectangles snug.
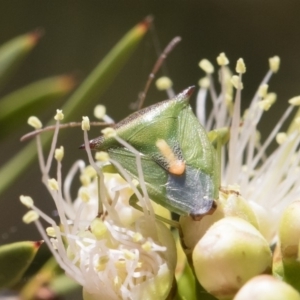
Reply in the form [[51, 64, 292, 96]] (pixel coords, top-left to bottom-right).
[[134, 36, 182, 110], [21, 36, 181, 142]]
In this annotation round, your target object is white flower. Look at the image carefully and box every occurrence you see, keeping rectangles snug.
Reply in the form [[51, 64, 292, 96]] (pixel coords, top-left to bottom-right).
[[196, 56, 300, 242], [21, 110, 176, 300]]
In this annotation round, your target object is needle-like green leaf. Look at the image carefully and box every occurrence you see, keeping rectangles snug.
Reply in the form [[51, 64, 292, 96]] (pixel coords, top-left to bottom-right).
[[0, 75, 76, 138], [0, 241, 42, 289], [0, 17, 150, 196], [0, 31, 42, 92]]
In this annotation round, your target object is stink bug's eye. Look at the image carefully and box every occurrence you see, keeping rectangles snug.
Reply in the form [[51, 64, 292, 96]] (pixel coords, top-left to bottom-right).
[[88, 86, 220, 217]]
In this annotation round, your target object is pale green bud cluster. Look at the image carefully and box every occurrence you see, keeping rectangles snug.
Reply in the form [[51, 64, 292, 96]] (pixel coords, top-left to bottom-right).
[[192, 217, 272, 299]]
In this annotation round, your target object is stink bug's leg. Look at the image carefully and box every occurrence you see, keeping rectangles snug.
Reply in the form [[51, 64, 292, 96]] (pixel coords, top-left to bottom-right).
[[129, 193, 180, 228], [20, 121, 113, 142], [132, 36, 182, 110]]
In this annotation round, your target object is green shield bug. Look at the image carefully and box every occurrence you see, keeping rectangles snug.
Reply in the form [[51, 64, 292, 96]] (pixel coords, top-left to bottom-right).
[[87, 86, 220, 217]]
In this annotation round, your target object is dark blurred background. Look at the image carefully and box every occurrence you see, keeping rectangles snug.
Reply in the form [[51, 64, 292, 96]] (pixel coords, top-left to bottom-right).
[[0, 0, 300, 283]]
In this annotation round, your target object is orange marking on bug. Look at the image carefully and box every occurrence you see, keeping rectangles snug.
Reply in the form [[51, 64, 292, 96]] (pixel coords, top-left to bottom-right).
[[156, 139, 185, 175]]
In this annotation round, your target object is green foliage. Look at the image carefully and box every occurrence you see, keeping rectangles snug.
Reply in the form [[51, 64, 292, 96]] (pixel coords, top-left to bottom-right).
[[0, 241, 41, 289], [0, 18, 150, 196]]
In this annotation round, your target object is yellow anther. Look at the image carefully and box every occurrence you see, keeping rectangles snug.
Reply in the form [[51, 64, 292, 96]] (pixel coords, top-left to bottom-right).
[[83, 165, 97, 178], [23, 210, 39, 224], [101, 127, 116, 138], [258, 99, 273, 111], [54, 146, 64, 162], [216, 52, 229, 66], [54, 109, 64, 121], [264, 92, 277, 105], [48, 178, 59, 191], [90, 218, 107, 239], [155, 76, 173, 90], [142, 241, 152, 252], [78, 187, 90, 203], [96, 256, 109, 271], [236, 58, 246, 74], [258, 84, 269, 98], [131, 179, 139, 187], [276, 132, 287, 145], [198, 77, 210, 88], [115, 260, 126, 269], [28, 116, 42, 129], [255, 130, 261, 143], [95, 151, 110, 161], [199, 59, 214, 74], [269, 56, 280, 73], [294, 117, 300, 125], [20, 195, 34, 208], [114, 276, 122, 289], [94, 105, 106, 120], [123, 249, 136, 260], [288, 96, 300, 106], [132, 232, 143, 242], [230, 75, 243, 90], [225, 93, 233, 104], [46, 227, 56, 237], [81, 116, 90, 131]]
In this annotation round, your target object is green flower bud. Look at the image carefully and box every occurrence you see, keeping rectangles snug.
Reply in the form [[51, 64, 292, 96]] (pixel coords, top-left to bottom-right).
[[234, 275, 300, 300], [179, 205, 224, 257], [274, 201, 300, 292], [279, 201, 300, 259], [192, 217, 272, 299]]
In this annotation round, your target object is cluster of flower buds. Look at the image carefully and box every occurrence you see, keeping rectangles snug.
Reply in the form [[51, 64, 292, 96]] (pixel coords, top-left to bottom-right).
[[160, 53, 300, 298]]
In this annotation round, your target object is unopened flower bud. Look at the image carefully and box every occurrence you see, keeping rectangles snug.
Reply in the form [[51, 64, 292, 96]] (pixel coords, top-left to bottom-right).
[[179, 206, 224, 256], [192, 217, 272, 299], [219, 190, 259, 230], [234, 275, 300, 300], [279, 200, 300, 259]]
